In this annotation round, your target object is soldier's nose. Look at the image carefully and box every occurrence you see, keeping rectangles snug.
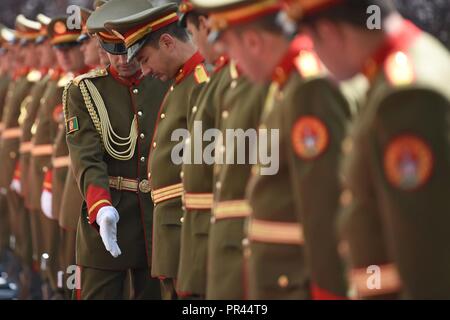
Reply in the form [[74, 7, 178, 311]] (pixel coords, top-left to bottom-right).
[[141, 66, 152, 77], [118, 55, 128, 64]]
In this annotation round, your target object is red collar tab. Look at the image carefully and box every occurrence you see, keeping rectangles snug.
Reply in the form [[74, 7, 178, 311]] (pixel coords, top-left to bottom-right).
[[49, 67, 64, 81], [14, 66, 30, 80], [40, 67, 49, 75], [271, 35, 312, 86], [108, 65, 143, 87], [213, 55, 230, 73], [74, 66, 91, 77], [362, 19, 421, 81], [175, 51, 205, 84]]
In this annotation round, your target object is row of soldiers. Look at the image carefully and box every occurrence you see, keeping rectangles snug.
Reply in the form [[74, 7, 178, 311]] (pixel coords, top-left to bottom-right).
[[1, 0, 450, 300], [0, 2, 110, 299]]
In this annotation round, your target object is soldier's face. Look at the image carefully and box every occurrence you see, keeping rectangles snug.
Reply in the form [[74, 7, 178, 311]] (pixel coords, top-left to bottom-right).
[[24, 44, 39, 68], [136, 41, 174, 81], [37, 41, 56, 69], [81, 38, 101, 68], [54, 46, 86, 73], [217, 29, 273, 82], [9, 44, 22, 70], [186, 16, 216, 64], [97, 45, 110, 68], [303, 22, 361, 80], [107, 53, 140, 77]]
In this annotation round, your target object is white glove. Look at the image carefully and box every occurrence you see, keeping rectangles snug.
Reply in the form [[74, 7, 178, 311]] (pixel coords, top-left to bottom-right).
[[41, 190, 53, 219], [96, 206, 121, 258], [10, 179, 21, 194]]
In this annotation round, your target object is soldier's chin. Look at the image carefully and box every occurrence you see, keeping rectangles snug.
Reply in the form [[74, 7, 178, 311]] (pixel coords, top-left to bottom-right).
[[154, 73, 168, 82], [117, 66, 136, 77]]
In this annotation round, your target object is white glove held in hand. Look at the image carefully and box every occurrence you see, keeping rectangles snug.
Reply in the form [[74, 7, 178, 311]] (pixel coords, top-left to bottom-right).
[[10, 179, 21, 194], [96, 206, 121, 258], [41, 190, 53, 219]]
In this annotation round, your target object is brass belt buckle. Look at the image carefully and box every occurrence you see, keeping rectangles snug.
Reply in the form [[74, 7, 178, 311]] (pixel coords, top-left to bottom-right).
[[139, 179, 151, 193], [117, 176, 123, 190]]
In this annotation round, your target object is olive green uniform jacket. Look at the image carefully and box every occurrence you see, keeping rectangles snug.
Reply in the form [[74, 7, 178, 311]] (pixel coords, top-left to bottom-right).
[[339, 20, 450, 299], [0, 73, 11, 253], [207, 62, 268, 300], [246, 37, 352, 300], [65, 66, 168, 270], [147, 51, 208, 279], [177, 56, 229, 297]]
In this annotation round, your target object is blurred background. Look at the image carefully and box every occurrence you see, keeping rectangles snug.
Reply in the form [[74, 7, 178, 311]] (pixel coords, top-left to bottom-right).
[[0, 0, 448, 48]]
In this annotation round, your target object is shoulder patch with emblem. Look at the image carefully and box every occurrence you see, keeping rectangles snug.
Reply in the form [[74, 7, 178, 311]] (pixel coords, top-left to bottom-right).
[[384, 51, 415, 86], [73, 68, 108, 86], [384, 134, 433, 191], [294, 50, 321, 79], [194, 64, 209, 84], [291, 116, 329, 160], [66, 116, 79, 134]]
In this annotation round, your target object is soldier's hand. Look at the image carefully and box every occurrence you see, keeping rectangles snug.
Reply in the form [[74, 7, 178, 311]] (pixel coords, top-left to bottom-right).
[[10, 178, 21, 194], [41, 190, 53, 219], [96, 206, 122, 258]]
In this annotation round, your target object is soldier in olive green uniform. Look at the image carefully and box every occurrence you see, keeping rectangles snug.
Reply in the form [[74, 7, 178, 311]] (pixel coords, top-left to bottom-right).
[[191, 0, 269, 301], [28, 66, 63, 286], [176, 0, 233, 299], [206, 70, 267, 300], [15, 14, 54, 299], [45, 13, 93, 299], [0, 29, 13, 259], [57, 5, 101, 300], [194, 0, 353, 299], [26, 17, 82, 299], [64, 0, 169, 299], [286, 0, 450, 299], [104, 1, 208, 300], [0, 16, 39, 267]]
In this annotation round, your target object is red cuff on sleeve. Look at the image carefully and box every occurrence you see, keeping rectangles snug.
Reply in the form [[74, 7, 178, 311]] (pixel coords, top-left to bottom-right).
[[13, 161, 21, 180], [43, 170, 53, 192], [311, 283, 348, 300], [86, 184, 112, 225]]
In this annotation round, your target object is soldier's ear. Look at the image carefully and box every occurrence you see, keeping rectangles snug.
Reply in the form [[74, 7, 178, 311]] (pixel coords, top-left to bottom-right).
[[240, 28, 264, 56], [198, 15, 209, 33], [159, 33, 175, 49]]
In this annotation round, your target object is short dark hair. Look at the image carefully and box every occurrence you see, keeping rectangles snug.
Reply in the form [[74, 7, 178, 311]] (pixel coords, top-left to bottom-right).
[[233, 12, 286, 36], [301, 0, 397, 29], [144, 22, 190, 48], [185, 11, 203, 29]]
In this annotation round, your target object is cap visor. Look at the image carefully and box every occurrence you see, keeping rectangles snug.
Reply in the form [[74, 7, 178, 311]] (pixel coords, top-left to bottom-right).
[[127, 38, 147, 63], [99, 39, 127, 55], [178, 13, 187, 28], [77, 34, 90, 43], [53, 42, 81, 50], [35, 35, 47, 45]]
